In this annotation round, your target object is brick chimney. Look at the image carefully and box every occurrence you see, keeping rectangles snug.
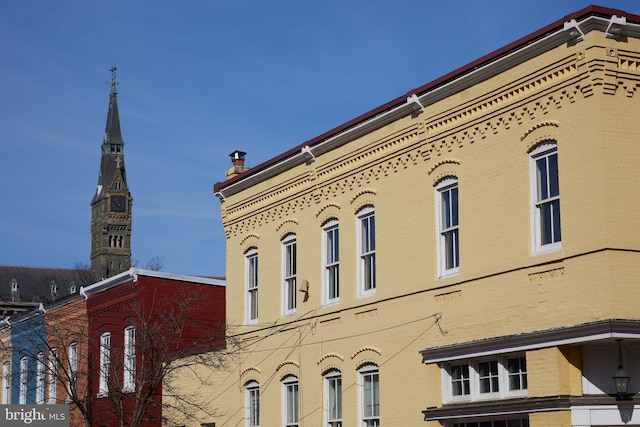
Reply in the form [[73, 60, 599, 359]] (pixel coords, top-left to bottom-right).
[[226, 150, 249, 179]]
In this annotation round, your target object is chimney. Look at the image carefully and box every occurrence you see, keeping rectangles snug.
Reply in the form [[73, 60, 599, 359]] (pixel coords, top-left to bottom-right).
[[226, 150, 249, 179]]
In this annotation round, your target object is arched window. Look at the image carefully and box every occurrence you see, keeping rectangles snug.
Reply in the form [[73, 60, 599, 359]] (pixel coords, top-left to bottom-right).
[[357, 206, 376, 297], [245, 381, 259, 427], [282, 375, 299, 427], [98, 332, 111, 397], [530, 141, 561, 253], [123, 326, 136, 392], [282, 234, 297, 315], [245, 248, 259, 324], [323, 219, 340, 305], [359, 365, 379, 427], [436, 177, 459, 278], [324, 370, 342, 427]]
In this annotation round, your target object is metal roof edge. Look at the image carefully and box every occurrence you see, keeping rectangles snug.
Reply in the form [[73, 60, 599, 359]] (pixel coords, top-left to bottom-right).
[[214, 5, 640, 198], [420, 319, 640, 364]]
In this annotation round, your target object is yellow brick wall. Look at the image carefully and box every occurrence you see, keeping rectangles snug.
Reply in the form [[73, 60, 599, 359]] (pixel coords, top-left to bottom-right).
[[165, 27, 640, 426]]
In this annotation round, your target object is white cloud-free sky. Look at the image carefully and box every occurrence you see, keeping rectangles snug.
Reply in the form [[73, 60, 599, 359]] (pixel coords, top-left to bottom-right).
[[1, 1, 638, 277]]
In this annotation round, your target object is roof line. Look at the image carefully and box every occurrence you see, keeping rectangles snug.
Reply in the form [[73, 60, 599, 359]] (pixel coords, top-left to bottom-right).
[[214, 5, 640, 195]]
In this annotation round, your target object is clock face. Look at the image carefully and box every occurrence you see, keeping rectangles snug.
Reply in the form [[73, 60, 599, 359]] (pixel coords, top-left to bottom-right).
[[110, 195, 126, 212]]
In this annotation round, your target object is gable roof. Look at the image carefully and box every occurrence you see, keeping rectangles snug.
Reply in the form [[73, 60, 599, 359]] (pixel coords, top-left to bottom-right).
[[213, 5, 640, 197]]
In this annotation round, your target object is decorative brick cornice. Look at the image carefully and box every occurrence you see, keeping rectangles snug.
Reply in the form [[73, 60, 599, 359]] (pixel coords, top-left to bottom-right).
[[222, 43, 640, 239]]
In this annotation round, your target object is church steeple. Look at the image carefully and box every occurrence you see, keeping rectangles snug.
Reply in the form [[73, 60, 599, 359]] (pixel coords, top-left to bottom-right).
[[102, 66, 125, 156], [90, 67, 133, 280]]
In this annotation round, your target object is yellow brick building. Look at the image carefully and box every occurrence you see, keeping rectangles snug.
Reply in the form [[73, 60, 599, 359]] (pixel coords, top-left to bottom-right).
[[167, 6, 640, 426]]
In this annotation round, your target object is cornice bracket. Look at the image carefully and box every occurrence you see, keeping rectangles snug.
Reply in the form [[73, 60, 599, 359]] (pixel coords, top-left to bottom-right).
[[606, 15, 627, 39], [301, 145, 316, 164], [564, 19, 584, 42], [407, 94, 425, 113]]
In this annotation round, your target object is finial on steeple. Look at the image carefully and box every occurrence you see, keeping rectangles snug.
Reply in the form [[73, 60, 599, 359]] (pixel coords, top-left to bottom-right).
[[110, 65, 118, 96]]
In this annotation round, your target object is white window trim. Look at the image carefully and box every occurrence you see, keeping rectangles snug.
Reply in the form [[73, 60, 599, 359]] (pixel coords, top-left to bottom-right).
[[530, 142, 561, 255], [2, 361, 10, 404], [282, 234, 297, 316], [245, 380, 260, 427], [359, 365, 380, 427], [357, 207, 376, 298], [282, 375, 299, 427], [323, 219, 340, 306], [123, 325, 136, 393], [441, 354, 527, 404], [36, 352, 46, 404], [98, 332, 111, 397], [324, 370, 342, 427], [19, 357, 28, 404], [246, 248, 259, 325], [436, 177, 459, 278], [48, 348, 57, 404]]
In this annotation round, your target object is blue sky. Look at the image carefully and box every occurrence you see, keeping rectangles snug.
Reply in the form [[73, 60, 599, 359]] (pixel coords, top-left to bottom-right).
[[1, 1, 638, 278]]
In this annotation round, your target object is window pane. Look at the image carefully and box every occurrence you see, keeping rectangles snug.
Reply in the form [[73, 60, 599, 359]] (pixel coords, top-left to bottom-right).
[[328, 376, 342, 421], [536, 157, 548, 201], [451, 186, 459, 226], [548, 153, 559, 197]]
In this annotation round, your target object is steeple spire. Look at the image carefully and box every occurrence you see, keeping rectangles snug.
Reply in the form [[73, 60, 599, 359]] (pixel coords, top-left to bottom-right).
[[91, 67, 133, 279], [102, 65, 124, 154]]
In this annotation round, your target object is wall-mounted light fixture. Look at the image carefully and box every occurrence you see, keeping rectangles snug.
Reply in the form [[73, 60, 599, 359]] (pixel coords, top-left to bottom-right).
[[299, 279, 309, 293], [613, 339, 630, 400]]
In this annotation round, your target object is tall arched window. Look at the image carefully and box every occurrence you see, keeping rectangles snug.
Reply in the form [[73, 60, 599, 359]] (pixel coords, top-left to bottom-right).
[[323, 219, 340, 305], [245, 381, 259, 427], [98, 332, 111, 397], [359, 365, 379, 427], [282, 375, 299, 427], [324, 370, 342, 427], [436, 177, 459, 278], [357, 206, 376, 297], [123, 325, 136, 392], [245, 248, 259, 324], [282, 234, 297, 315], [530, 141, 561, 253]]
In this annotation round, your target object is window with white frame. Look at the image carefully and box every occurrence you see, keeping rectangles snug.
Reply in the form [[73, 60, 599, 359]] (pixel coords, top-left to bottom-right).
[[98, 332, 111, 397], [246, 381, 259, 427], [246, 249, 259, 324], [507, 356, 528, 392], [2, 361, 10, 404], [325, 370, 342, 427], [283, 375, 299, 427], [323, 220, 340, 304], [123, 325, 136, 392], [19, 357, 28, 404], [360, 365, 379, 427], [282, 234, 297, 315], [67, 342, 78, 400], [36, 352, 46, 404], [436, 177, 459, 277], [443, 354, 527, 403], [530, 142, 561, 253], [68, 342, 77, 380], [48, 348, 58, 404], [358, 207, 376, 297]]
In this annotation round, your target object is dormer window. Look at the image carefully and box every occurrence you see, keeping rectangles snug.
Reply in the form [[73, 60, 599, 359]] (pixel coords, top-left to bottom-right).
[[50, 281, 58, 299]]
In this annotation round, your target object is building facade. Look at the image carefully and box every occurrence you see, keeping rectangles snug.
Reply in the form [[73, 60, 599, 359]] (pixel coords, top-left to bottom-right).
[[0, 269, 226, 427], [90, 66, 133, 280], [169, 5, 640, 427]]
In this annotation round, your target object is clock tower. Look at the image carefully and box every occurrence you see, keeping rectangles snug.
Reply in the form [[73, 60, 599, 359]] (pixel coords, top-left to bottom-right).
[[90, 67, 133, 279]]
